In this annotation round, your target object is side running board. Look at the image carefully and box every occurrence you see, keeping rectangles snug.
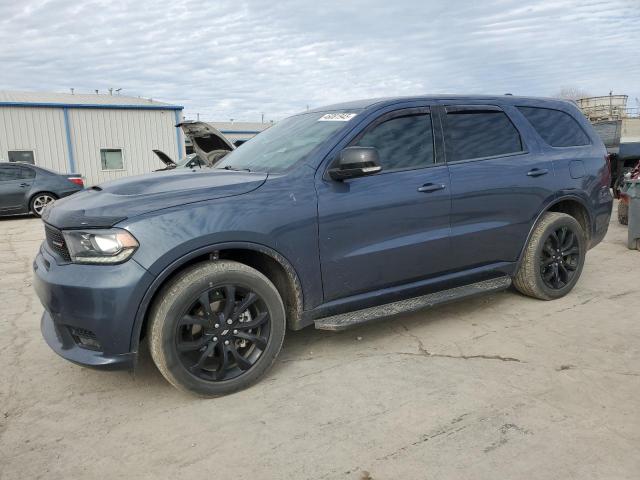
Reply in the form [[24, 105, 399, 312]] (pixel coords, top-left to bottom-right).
[[314, 276, 512, 331]]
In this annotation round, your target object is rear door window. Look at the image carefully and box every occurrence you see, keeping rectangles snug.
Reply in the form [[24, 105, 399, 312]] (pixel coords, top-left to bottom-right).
[[354, 113, 434, 171], [18, 166, 36, 179], [0, 166, 31, 181], [444, 108, 523, 162], [518, 107, 590, 147]]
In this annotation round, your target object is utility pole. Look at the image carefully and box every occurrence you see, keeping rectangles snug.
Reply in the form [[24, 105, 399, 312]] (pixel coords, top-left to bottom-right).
[[261, 112, 264, 124], [609, 90, 613, 119]]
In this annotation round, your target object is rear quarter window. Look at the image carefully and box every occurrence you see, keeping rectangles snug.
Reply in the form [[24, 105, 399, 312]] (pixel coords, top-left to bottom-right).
[[518, 106, 590, 147]]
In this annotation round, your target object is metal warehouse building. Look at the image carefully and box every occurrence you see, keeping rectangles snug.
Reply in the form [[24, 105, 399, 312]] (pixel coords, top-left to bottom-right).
[[0, 90, 184, 186]]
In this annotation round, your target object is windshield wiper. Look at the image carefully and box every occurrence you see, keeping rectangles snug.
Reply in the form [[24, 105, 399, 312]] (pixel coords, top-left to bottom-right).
[[222, 165, 251, 172]]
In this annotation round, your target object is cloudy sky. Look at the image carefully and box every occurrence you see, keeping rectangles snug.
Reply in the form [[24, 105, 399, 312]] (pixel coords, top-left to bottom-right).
[[1, 0, 638, 122]]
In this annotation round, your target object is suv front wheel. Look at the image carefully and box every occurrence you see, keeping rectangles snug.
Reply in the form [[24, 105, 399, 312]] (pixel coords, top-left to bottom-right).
[[149, 260, 286, 396], [513, 212, 586, 300]]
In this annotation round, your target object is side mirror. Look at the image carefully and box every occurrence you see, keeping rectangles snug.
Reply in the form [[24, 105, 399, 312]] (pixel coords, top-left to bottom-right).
[[328, 147, 382, 181]]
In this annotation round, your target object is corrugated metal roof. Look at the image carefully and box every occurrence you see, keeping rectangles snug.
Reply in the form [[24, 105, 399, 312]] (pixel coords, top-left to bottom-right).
[[0, 90, 182, 110]]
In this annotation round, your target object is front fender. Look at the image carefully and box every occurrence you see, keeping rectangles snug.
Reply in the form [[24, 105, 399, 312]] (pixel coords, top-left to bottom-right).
[[127, 241, 305, 354], [120, 174, 321, 353]]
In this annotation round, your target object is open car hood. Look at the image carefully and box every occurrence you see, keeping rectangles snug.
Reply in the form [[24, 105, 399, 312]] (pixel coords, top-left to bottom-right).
[[153, 149, 177, 168], [152, 122, 235, 169], [178, 121, 235, 167]]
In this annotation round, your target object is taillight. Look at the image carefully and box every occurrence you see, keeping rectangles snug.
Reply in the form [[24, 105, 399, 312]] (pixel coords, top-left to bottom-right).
[[68, 177, 84, 187]]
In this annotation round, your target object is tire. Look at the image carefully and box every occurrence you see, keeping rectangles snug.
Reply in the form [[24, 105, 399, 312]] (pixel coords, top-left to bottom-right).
[[149, 260, 286, 397], [513, 212, 586, 300], [618, 201, 629, 225], [30, 192, 57, 217]]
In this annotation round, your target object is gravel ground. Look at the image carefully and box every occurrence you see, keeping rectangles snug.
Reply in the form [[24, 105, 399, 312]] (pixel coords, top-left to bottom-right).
[[1, 210, 639, 480]]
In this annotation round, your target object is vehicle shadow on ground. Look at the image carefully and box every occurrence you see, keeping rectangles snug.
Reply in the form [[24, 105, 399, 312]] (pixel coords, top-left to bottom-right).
[[115, 289, 517, 398], [0, 214, 36, 221]]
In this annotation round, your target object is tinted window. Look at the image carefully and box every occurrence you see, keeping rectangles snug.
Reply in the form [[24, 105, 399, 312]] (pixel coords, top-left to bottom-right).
[[19, 166, 35, 179], [8, 150, 35, 164], [0, 166, 34, 181], [518, 107, 590, 147], [355, 114, 434, 170], [445, 110, 523, 162]]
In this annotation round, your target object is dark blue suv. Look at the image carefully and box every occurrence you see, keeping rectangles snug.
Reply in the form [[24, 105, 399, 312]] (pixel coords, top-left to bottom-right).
[[34, 96, 612, 396]]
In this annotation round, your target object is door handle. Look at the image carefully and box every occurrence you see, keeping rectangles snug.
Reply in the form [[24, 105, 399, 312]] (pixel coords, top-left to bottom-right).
[[527, 168, 549, 177], [418, 183, 446, 193], [19, 183, 31, 187]]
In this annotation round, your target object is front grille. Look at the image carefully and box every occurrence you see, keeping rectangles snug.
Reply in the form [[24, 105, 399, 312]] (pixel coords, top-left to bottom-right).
[[44, 225, 71, 261]]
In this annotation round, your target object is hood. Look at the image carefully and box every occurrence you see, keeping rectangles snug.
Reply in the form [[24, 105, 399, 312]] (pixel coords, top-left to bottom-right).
[[178, 121, 235, 167], [42, 169, 268, 229], [153, 149, 177, 168]]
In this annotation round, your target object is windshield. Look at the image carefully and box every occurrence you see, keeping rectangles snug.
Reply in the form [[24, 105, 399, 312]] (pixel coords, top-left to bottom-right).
[[176, 153, 199, 167], [215, 110, 359, 173]]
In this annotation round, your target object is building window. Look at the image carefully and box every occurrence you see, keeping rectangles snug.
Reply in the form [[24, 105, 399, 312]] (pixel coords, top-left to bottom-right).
[[100, 149, 124, 170], [8, 150, 35, 164]]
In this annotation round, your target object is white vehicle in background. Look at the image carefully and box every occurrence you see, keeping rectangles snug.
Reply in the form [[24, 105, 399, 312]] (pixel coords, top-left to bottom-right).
[[154, 121, 235, 171]]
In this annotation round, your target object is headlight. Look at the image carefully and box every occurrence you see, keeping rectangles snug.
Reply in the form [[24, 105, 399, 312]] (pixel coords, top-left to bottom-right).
[[62, 229, 139, 264]]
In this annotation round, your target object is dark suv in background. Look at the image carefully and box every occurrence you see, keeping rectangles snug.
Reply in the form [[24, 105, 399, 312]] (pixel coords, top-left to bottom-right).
[[34, 95, 612, 396]]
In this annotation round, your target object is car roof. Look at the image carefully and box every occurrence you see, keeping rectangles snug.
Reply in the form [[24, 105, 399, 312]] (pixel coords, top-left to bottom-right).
[[0, 162, 56, 174], [308, 95, 577, 113], [0, 161, 34, 168]]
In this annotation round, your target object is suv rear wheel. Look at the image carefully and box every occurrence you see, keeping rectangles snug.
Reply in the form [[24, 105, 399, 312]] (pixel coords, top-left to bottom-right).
[[149, 260, 286, 396], [513, 212, 586, 300]]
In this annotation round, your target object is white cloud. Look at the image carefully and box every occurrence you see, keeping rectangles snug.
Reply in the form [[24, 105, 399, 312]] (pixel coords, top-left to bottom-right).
[[0, 0, 638, 121]]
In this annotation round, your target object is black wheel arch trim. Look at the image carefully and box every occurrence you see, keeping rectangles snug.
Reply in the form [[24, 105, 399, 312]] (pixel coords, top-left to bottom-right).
[[515, 194, 592, 273], [129, 241, 305, 357]]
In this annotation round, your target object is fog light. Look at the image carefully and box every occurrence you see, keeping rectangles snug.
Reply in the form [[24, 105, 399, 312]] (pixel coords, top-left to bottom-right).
[[68, 327, 102, 351]]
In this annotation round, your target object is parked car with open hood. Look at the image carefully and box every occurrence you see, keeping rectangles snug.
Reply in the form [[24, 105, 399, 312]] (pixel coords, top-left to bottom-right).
[[153, 121, 234, 170], [34, 95, 612, 397], [153, 151, 206, 171]]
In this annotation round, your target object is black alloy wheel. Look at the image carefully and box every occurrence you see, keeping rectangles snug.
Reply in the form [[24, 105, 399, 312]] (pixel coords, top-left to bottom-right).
[[513, 212, 586, 300], [149, 260, 286, 396], [176, 285, 271, 382], [540, 226, 580, 290]]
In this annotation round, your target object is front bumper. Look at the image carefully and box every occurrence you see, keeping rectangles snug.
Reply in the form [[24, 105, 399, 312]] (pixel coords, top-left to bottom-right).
[[33, 243, 154, 370], [40, 311, 136, 369]]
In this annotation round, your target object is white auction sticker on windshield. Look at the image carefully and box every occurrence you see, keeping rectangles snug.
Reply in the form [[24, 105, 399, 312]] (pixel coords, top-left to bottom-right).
[[318, 113, 357, 122]]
